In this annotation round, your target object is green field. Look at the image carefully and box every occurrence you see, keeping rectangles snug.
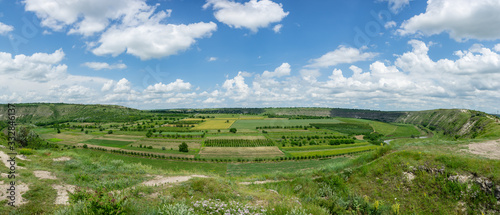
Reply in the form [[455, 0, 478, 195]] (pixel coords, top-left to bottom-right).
[[231, 119, 342, 129], [288, 145, 379, 157], [387, 124, 422, 138], [311, 122, 374, 135], [227, 157, 351, 176], [281, 142, 370, 151], [81, 139, 134, 148]]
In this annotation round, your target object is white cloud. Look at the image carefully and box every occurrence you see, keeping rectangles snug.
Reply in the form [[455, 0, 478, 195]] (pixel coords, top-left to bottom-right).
[[23, 0, 150, 36], [306, 46, 378, 68], [145, 79, 192, 93], [222, 72, 251, 100], [92, 21, 217, 60], [208, 57, 218, 62], [384, 21, 396, 29], [399, 0, 500, 41], [203, 0, 289, 32], [380, 0, 411, 14], [494, 44, 500, 52], [82, 62, 127, 70], [0, 49, 67, 82], [0, 22, 13, 35], [261, 62, 291, 78], [24, 0, 218, 60], [273, 24, 282, 33]]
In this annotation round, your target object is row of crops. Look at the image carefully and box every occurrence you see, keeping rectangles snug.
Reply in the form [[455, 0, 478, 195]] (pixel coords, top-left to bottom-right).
[[281, 135, 351, 140], [204, 139, 275, 147], [311, 123, 373, 135]]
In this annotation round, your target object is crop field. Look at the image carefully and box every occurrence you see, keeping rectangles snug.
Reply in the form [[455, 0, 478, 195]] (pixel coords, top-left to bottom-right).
[[205, 135, 266, 139], [288, 145, 379, 157], [81, 139, 134, 148], [204, 139, 275, 147], [193, 119, 236, 130], [227, 156, 351, 176], [199, 146, 284, 158], [311, 122, 374, 135], [132, 139, 201, 149], [281, 142, 370, 151], [230, 119, 342, 130]]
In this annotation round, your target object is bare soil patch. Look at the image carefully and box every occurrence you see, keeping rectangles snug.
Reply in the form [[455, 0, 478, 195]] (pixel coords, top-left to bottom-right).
[[77, 143, 195, 158], [468, 139, 500, 160], [33, 170, 57, 180], [199, 146, 284, 158], [142, 175, 209, 186], [53, 156, 72, 162], [0, 182, 29, 205], [52, 184, 76, 205]]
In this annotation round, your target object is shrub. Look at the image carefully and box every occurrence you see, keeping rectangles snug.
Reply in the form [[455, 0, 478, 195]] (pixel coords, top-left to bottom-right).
[[162, 147, 166, 150], [229, 128, 237, 133], [83, 144, 88, 149], [108, 130, 113, 134], [179, 142, 189, 152], [157, 203, 194, 215], [19, 148, 33, 155]]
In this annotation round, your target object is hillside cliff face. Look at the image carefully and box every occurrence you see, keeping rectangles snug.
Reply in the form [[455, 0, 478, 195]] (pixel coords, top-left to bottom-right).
[[0, 103, 145, 125], [396, 109, 500, 139]]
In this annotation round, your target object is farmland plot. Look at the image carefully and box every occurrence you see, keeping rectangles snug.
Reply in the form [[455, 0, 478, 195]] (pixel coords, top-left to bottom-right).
[[199, 147, 284, 158]]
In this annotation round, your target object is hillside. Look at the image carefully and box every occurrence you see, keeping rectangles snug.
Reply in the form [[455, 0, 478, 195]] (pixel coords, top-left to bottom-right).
[[396, 109, 500, 139], [0, 103, 149, 125]]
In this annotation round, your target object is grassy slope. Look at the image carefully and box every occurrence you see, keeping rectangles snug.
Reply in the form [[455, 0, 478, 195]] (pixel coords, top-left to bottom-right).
[[0, 103, 150, 124], [396, 109, 500, 139]]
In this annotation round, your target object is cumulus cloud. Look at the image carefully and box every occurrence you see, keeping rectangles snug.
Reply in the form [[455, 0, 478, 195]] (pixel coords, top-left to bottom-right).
[[399, 0, 500, 41], [24, 0, 150, 36], [82, 62, 127, 70], [306, 46, 378, 68], [203, 0, 289, 32], [208, 57, 217, 62], [494, 44, 500, 52], [384, 21, 396, 29], [92, 20, 217, 60], [24, 0, 218, 60], [261, 62, 291, 78], [273, 24, 282, 33], [380, 0, 411, 14], [0, 22, 14, 35], [145, 79, 192, 93], [0, 49, 67, 82]]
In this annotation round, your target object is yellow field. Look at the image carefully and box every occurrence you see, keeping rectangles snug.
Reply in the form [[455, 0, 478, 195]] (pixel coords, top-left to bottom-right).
[[193, 119, 236, 130]]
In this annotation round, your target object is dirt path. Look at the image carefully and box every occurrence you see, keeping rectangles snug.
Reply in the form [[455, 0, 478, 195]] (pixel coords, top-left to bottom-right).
[[52, 184, 76, 205], [33, 171, 57, 180], [468, 139, 500, 160], [142, 175, 209, 186]]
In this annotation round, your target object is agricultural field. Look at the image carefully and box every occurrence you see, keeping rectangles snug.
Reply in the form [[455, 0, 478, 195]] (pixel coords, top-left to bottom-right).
[[199, 146, 284, 158], [3, 104, 499, 214], [193, 119, 236, 130], [230, 118, 342, 130]]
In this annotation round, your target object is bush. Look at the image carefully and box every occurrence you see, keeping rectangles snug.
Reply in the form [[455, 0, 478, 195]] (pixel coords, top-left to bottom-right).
[[162, 147, 166, 150], [157, 203, 194, 215], [179, 142, 189, 152], [108, 130, 113, 134], [19, 148, 33, 155], [83, 144, 88, 149], [229, 128, 237, 133], [68, 187, 129, 214]]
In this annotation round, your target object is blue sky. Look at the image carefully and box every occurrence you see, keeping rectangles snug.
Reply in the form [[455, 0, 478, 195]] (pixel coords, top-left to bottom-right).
[[0, 0, 499, 113]]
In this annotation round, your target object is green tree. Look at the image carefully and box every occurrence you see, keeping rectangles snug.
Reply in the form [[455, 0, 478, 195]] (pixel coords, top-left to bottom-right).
[[179, 142, 189, 152], [107, 130, 113, 134], [146, 130, 153, 138], [229, 128, 237, 133]]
